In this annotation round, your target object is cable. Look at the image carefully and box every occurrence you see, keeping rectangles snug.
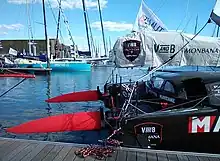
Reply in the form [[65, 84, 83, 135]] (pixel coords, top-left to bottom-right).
[[152, 0, 167, 14], [47, 0, 64, 43], [181, 14, 194, 32], [0, 78, 26, 98], [176, 0, 190, 32]]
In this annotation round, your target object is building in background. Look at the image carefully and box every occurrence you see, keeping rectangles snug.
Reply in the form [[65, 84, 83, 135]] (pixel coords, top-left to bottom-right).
[[0, 39, 71, 58]]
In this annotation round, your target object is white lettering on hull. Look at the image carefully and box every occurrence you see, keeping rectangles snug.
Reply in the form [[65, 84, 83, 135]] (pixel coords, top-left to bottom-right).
[[189, 116, 219, 133]]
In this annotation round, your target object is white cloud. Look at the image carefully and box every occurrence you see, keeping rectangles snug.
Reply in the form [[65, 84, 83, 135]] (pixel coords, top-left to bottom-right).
[[0, 24, 24, 34], [0, 32, 8, 35], [91, 21, 133, 32], [7, 0, 108, 10], [7, 0, 39, 4]]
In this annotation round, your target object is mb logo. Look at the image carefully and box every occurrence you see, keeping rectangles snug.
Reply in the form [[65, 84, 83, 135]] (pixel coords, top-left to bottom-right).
[[154, 44, 175, 53]]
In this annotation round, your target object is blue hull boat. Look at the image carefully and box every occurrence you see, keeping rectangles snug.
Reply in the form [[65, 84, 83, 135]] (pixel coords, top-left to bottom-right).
[[16, 59, 91, 72]]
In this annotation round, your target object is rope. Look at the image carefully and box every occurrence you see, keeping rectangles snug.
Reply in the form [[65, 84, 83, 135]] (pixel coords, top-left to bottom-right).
[[105, 67, 116, 84], [75, 145, 115, 160], [152, 0, 167, 15], [176, 0, 190, 32], [160, 96, 206, 111], [75, 128, 122, 160], [0, 78, 26, 98], [47, 0, 64, 43]]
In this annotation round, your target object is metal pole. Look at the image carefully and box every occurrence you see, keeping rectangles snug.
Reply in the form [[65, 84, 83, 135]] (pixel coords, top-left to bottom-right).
[[97, 0, 107, 57], [194, 15, 198, 34], [82, 0, 91, 54], [55, 0, 62, 59], [42, 0, 50, 69]]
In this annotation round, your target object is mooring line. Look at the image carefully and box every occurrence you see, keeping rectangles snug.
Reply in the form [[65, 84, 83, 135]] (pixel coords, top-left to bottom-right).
[[0, 78, 27, 98]]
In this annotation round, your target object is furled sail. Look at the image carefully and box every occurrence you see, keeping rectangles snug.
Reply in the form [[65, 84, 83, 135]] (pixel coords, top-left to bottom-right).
[[132, 0, 168, 32], [210, 0, 220, 26], [113, 31, 220, 68]]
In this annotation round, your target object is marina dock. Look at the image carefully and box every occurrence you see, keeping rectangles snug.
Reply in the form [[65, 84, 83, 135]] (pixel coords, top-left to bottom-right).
[[0, 137, 219, 161], [0, 68, 52, 75]]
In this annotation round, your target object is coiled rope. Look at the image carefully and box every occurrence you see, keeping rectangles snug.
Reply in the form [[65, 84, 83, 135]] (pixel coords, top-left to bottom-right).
[[75, 129, 122, 160]]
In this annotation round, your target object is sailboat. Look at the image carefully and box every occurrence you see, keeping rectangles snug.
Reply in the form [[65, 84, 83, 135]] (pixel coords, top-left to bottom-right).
[[14, 0, 91, 72], [5, 0, 220, 154]]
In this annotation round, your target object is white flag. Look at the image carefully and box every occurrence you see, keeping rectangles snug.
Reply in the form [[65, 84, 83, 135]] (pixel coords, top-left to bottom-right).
[[8, 48, 18, 56], [133, 0, 168, 32], [210, 0, 220, 26]]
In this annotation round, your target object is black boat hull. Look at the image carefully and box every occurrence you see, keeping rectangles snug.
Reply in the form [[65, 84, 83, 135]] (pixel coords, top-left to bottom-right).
[[121, 108, 220, 154]]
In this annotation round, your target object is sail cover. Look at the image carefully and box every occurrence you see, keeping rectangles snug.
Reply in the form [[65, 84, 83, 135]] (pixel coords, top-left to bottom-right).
[[210, 0, 220, 26], [113, 31, 220, 68], [113, 31, 146, 68], [132, 0, 168, 32]]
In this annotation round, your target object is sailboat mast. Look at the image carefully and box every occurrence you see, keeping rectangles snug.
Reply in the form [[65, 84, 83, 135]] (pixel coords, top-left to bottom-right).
[[55, 0, 62, 59], [82, 0, 91, 55], [42, 0, 50, 68], [109, 36, 111, 50], [194, 15, 198, 34], [86, 10, 96, 57], [97, 0, 107, 57]]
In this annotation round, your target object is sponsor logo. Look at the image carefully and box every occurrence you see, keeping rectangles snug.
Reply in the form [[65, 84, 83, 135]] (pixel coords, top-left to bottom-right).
[[154, 44, 175, 53], [154, 43, 219, 54], [184, 48, 220, 54], [53, 64, 66, 67], [138, 15, 165, 32], [134, 122, 163, 144], [123, 40, 141, 62], [159, 95, 175, 103], [188, 116, 220, 133]]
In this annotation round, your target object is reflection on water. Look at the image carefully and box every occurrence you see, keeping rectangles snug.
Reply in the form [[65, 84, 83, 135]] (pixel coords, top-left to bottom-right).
[[0, 67, 149, 143]]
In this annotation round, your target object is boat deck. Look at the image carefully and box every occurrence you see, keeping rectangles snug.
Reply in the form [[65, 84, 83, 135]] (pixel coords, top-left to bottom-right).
[[0, 137, 219, 161]]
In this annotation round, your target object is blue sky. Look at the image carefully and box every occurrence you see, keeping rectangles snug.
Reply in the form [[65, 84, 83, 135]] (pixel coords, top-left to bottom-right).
[[0, 0, 218, 53]]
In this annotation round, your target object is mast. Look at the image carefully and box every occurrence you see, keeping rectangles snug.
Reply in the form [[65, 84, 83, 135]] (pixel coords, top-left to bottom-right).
[[82, 0, 91, 55], [55, 0, 62, 59], [26, 2, 32, 55], [97, 0, 107, 57], [42, 0, 50, 68], [194, 15, 198, 34], [86, 10, 96, 57], [109, 36, 111, 50]]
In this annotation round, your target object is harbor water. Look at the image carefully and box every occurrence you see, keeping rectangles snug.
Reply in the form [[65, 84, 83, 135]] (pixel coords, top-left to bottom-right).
[[0, 66, 149, 144]]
